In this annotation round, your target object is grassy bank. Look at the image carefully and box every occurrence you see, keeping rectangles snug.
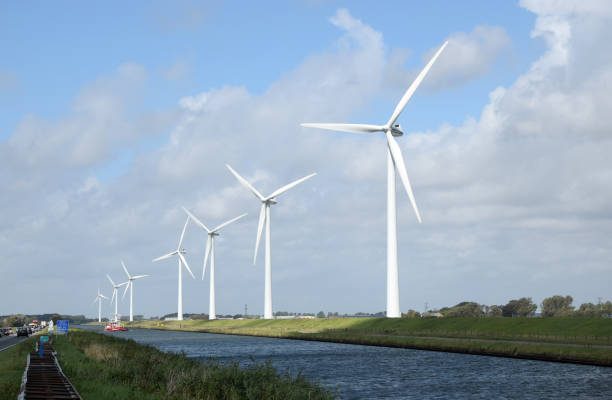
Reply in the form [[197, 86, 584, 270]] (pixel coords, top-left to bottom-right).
[[51, 329, 336, 399], [0, 336, 40, 398], [115, 317, 612, 366]]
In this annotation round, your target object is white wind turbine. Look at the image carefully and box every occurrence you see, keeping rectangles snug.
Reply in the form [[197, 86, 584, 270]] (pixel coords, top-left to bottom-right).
[[121, 261, 150, 322], [301, 41, 448, 318], [182, 207, 247, 320], [226, 164, 316, 319], [152, 217, 195, 321], [107, 274, 128, 322], [92, 288, 108, 323]]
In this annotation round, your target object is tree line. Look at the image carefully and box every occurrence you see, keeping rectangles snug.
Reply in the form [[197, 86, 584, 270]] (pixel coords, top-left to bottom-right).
[[404, 296, 612, 318]]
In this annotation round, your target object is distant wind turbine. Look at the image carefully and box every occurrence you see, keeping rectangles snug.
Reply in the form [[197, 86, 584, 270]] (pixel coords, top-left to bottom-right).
[[92, 288, 108, 323], [152, 217, 195, 321], [226, 164, 316, 319], [121, 261, 150, 322], [301, 41, 448, 318], [106, 274, 128, 322], [183, 206, 247, 320]]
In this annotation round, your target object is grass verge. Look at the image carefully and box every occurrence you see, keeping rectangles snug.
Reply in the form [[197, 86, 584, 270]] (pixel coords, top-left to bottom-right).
[[0, 336, 39, 398], [52, 329, 336, 400]]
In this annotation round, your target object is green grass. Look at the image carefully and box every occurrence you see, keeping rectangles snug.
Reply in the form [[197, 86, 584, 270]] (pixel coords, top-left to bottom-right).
[[0, 328, 50, 398], [0, 336, 39, 398], [52, 330, 336, 400], [122, 317, 612, 345]]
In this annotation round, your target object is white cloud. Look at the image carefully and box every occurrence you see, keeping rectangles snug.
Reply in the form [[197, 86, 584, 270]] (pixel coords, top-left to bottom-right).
[[387, 25, 512, 91]]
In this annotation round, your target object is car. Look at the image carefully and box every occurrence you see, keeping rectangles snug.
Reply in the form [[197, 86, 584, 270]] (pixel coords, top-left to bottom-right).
[[17, 327, 29, 337]]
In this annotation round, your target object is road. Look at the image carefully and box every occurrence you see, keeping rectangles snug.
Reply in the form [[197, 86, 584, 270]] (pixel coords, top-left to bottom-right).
[[0, 334, 27, 351]]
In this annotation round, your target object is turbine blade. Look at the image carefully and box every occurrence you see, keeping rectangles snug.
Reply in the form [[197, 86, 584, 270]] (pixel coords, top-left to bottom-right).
[[111, 290, 116, 304], [212, 213, 248, 232], [179, 252, 195, 279], [132, 274, 149, 279], [122, 282, 130, 299], [153, 251, 176, 262], [226, 164, 265, 200], [178, 216, 189, 249], [254, 203, 266, 264], [121, 260, 131, 279], [106, 274, 115, 287], [202, 236, 211, 280], [100, 294, 109, 299], [386, 41, 448, 127], [266, 173, 317, 200], [300, 123, 383, 134], [182, 206, 211, 233], [386, 131, 422, 223], [92, 297, 98, 305]]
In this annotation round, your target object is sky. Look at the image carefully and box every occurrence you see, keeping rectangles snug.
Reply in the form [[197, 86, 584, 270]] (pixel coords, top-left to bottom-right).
[[1, 0, 611, 318]]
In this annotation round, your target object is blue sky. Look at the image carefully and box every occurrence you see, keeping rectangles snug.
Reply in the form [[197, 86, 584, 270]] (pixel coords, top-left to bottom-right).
[[1, 1, 538, 137], [2, 1, 611, 318]]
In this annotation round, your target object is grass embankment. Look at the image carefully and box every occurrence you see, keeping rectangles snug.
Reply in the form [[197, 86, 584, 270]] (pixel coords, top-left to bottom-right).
[[0, 336, 40, 398], [119, 317, 612, 366], [51, 329, 335, 399]]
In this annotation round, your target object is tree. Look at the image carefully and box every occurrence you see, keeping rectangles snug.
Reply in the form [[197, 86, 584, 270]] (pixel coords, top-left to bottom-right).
[[439, 302, 484, 317], [487, 305, 503, 317], [316, 311, 326, 318], [575, 303, 598, 317], [602, 301, 612, 317], [541, 295, 574, 317], [502, 298, 537, 317], [7, 314, 27, 327], [403, 309, 421, 318]]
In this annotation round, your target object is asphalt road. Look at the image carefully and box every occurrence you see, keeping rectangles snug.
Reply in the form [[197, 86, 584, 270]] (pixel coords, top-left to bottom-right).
[[0, 334, 27, 351]]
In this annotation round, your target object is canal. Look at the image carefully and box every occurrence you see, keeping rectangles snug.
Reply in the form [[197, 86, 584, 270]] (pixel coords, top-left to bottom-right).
[[79, 326, 611, 399]]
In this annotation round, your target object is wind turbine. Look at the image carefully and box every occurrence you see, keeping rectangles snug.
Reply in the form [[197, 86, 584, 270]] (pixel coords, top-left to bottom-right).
[[226, 164, 316, 319], [121, 261, 150, 322], [301, 41, 448, 318], [92, 288, 108, 323], [106, 275, 128, 322], [182, 207, 247, 320], [152, 217, 195, 321]]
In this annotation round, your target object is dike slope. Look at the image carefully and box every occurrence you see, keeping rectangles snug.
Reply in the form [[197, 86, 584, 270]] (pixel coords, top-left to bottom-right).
[[114, 317, 612, 367]]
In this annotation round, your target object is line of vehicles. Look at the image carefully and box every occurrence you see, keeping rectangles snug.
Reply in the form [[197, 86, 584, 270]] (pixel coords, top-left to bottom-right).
[[0, 325, 44, 337]]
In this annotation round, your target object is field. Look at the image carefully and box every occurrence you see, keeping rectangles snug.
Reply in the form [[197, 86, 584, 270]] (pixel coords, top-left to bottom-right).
[[117, 317, 612, 366]]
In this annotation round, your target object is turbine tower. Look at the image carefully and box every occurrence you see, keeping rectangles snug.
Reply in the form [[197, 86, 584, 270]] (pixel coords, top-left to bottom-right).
[[226, 164, 316, 319], [121, 261, 150, 322], [182, 207, 247, 320], [152, 217, 195, 321], [301, 41, 448, 318], [92, 288, 108, 323], [107, 274, 128, 322]]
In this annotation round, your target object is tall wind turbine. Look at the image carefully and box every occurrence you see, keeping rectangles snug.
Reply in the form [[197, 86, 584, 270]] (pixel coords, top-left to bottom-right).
[[182, 207, 247, 320], [107, 275, 128, 322], [301, 41, 448, 318], [152, 217, 195, 321], [92, 288, 108, 323], [121, 261, 150, 322], [226, 164, 316, 319]]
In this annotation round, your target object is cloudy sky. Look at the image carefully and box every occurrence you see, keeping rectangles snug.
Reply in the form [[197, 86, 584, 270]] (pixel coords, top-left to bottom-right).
[[1, 1, 611, 318]]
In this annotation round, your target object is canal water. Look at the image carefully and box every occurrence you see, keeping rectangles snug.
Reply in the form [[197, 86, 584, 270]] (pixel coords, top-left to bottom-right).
[[79, 326, 611, 399]]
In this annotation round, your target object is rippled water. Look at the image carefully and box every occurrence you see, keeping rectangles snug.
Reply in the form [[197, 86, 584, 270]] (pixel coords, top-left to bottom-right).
[[79, 326, 612, 399]]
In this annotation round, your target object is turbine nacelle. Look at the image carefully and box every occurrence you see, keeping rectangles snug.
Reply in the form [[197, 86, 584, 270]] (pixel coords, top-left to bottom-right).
[[390, 124, 403, 137], [264, 198, 278, 205]]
